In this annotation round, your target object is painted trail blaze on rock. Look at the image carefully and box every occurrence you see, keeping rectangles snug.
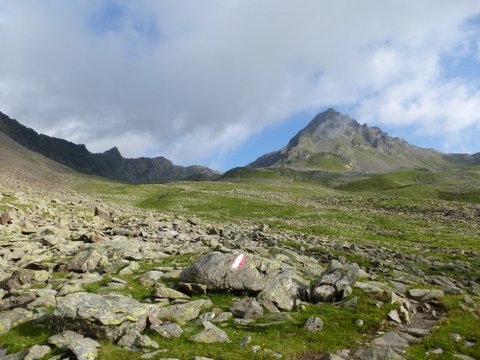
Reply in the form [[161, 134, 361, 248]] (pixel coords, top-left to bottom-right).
[[179, 251, 265, 293], [231, 254, 246, 270]]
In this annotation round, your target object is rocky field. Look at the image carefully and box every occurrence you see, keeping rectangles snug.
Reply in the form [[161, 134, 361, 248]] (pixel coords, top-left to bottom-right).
[[1, 174, 479, 360]]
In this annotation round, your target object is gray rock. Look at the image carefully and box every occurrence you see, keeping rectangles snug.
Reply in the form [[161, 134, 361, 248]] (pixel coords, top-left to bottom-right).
[[94, 206, 110, 221], [2, 269, 49, 292], [212, 311, 232, 323], [48, 330, 100, 360], [230, 298, 263, 320], [258, 270, 307, 311], [0, 292, 36, 311], [322, 354, 345, 360], [178, 282, 207, 296], [354, 346, 405, 360], [153, 299, 213, 325], [0, 350, 28, 360], [151, 322, 183, 339], [180, 252, 265, 293], [0, 308, 35, 335], [51, 292, 149, 341], [311, 260, 360, 303], [189, 321, 230, 343], [304, 316, 324, 333], [24, 345, 51, 360], [140, 350, 169, 359], [70, 337, 101, 360], [387, 310, 402, 324], [48, 330, 85, 350], [67, 249, 103, 273], [138, 271, 163, 287], [372, 332, 409, 348], [153, 285, 189, 300], [453, 354, 476, 360], [408, 288, 444, 302], [451, 333, 462, 342]]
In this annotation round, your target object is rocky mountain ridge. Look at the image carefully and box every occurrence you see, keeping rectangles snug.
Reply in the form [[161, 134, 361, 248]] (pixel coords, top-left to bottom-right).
[[0, 111, 220, 183], [249, 108, 478, 173]]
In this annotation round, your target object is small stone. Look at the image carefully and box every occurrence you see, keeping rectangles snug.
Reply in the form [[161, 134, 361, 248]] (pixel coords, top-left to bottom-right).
[[0, 212, 13, 225], [239, 335, 252, 347], [304, 316, 324, 333], [178, 282, 208, 296], [211, 311, 232, 323], [453, 355, 476, 360], [94, 206, 110, 220], [140, 350, 169, 359], [24, 345, 51, 360], [323, 354, 346, 360], [355, 319, 364, 327], [451, 333, 463, 342], [136, 334, 160, 349], [387, 309, 402, 324], [251, 345, 262, 353], [372, 332, 409, 348], [153, 285, 190, 300], [263, 348, 283, 358], [230, 298, 263, 320], [151, 322, 183, 339], [70, 338, 101, 360], [189, 321, 230, 343], [431, 348, 444, 355]]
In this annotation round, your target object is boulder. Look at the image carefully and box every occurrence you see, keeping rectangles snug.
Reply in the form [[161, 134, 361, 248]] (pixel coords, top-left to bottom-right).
[[311, 260, 360, 302], [230, 298, 263, 320], [258, 270, 307, 311], [180, 252, 264, 293], [51, 292, 149, 341], [2, 269, 49, 292], [67, 249, 104, 273]]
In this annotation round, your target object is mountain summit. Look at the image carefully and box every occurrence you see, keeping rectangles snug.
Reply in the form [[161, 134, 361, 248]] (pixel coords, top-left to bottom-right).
[[249, 109, 450, 172]]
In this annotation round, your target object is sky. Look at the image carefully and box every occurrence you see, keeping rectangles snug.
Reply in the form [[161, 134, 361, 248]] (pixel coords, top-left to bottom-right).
[[1, 1, 480, 171]]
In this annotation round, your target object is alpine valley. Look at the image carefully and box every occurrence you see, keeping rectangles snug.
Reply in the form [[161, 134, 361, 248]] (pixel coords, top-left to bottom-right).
[[0, 109, 479, 360]]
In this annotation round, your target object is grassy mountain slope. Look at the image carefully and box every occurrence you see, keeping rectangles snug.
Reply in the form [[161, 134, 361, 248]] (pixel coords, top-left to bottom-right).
[[249, 108, 454, 173]]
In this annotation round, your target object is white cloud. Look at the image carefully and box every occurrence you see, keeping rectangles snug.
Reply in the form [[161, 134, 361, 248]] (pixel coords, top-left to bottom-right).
[[1, 1, 480, 167]]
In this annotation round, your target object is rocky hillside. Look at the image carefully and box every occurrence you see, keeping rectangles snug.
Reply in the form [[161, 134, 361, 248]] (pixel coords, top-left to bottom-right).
[[0, 111, 220, 183], [0, 131, 74, 190], [249, 109, 453, 173], [0, 173, 479, 359]]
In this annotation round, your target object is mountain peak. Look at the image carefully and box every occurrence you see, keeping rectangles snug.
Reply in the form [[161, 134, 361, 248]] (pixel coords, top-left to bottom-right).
[[249, 110, 450, 172]]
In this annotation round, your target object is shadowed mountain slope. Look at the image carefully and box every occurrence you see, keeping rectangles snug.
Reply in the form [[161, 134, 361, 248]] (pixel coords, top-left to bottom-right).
[[0, 111, 220, 183]]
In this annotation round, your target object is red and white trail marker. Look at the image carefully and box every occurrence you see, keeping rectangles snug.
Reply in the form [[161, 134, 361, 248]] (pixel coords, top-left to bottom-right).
[[231, 254, 246, 270]]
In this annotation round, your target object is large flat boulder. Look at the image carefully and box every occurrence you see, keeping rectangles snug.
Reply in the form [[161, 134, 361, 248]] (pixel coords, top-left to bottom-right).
[[51, 292, 149, 341], [180, 252, 265, 293]]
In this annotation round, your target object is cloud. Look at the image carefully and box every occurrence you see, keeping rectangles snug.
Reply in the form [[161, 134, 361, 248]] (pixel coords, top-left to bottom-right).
[[0, 1, 480, 167]]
